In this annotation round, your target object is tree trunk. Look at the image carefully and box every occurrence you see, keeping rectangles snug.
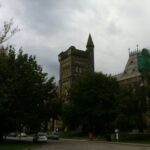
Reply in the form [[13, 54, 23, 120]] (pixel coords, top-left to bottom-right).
[[44, 121, 48, 132], [52, 118, 55, 131]]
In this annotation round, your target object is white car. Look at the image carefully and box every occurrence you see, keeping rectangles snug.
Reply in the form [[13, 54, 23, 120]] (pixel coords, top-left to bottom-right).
[[18, 132, 27, 137], [33, 132, 47, 143]]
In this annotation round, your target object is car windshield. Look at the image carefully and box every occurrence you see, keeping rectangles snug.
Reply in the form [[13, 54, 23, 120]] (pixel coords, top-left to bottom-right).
[[37, 132, 46, 136]]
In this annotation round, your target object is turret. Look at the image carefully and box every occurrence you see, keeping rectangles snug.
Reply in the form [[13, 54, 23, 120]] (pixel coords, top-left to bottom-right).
[[86, 34, 94, 48], [86, 34, 94, 71]]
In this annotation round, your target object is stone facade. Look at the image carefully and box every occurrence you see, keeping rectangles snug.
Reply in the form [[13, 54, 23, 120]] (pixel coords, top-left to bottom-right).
[[58, 34, 94, 100], [115, 49, 150, 127], [115, 50, 142, 87], [115, 48, 150, 86]]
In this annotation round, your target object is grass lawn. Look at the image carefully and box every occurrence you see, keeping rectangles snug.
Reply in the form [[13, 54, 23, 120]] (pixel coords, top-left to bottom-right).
[[0, 140, 34, 150]]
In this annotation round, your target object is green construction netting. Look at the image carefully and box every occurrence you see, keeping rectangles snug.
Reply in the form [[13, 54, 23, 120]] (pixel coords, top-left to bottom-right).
[[138, 49, 150, 72]]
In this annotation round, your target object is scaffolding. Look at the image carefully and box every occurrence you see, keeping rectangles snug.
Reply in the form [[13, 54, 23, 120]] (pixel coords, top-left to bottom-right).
[[138, 49, 150, 72]]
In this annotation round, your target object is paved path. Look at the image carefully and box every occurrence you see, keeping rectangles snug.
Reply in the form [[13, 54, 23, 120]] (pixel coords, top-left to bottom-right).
[[31, 139, 150, 150]]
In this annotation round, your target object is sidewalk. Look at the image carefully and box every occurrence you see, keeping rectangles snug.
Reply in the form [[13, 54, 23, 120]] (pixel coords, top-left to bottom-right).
[[94, 140, 150, 147], [62, 138, 150, 147]]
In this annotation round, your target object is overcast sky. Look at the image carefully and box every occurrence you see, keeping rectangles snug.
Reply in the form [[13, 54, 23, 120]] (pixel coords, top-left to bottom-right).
[[1, 0, 150, 82]]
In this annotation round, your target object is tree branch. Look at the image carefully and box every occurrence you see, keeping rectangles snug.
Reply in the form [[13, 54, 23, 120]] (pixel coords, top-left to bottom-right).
[[0, 19, 19, 44]]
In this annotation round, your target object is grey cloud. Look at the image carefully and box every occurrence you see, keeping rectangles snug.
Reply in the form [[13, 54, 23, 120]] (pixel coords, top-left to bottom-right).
[[107, 20, 122, 35], [38, 58, 59, 81], [1, 0, 150, 81], [14, 0, 87, 36]]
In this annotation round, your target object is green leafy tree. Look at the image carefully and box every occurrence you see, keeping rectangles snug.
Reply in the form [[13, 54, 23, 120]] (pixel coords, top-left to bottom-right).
[[8, 48, 48, 132], [39, 78, 62, 131], [0, 47, 12, 141], [0, 46, 59, 141], [115, 87, 138, 131], [63, 71, 119, 134], [116, 81, 148, 132]]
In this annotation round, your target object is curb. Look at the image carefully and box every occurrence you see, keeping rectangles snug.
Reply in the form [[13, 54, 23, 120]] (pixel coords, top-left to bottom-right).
[[90, 140, 150, 147], [61, 138, 150, 147]]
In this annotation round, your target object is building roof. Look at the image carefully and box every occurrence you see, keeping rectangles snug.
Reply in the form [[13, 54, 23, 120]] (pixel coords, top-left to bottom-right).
[[86, 34, 94, 48], [58, 45, 88, 61], [115, 50, 142, 81]]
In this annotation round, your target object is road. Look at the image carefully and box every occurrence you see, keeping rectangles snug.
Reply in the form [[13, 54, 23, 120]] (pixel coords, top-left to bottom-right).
[[31, 139, 150, 150]]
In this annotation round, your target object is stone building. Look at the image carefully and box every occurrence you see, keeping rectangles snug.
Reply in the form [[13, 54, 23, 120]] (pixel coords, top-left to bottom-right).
[[115, 50, 141, 87], [115, 48, 150, 127], [58, 34, 94, 100], [115, 48, 150, 87]]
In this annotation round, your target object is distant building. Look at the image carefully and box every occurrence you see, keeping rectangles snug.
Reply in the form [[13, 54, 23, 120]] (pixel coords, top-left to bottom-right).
[[115, 48, 150, 87], [115, 48, 150, 128], [58, 34, 94, 100]]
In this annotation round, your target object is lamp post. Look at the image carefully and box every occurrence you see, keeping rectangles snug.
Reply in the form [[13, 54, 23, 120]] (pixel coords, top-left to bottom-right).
[[115, 129, 119, 142]]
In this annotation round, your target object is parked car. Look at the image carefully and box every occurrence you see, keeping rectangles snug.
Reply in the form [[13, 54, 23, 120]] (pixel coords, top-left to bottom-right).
[[18, 132, 27, 137], [8, 132, 18, 137], [33, 132, 47, 143], [47, 131, 59, 140]]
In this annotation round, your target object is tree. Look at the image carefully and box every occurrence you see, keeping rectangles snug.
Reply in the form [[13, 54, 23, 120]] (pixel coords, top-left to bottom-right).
[[38, 78, 62, 131], [0, 46, 59, 141], [0, 46, 12, 141], [0, 19, 19, 45], [116, 81, 148, 132], [7, 48, 48, 132], [63, 71, 119, 134], [115, 87, 138, 131]]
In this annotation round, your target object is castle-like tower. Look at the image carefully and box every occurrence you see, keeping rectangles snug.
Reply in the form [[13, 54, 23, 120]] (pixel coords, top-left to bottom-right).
[[58, 34, 94, 100]]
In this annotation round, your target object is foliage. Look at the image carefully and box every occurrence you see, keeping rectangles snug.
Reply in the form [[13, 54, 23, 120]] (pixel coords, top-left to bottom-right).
[[0, 46, 59, 141], [63, 71, 119, 134], [0, 19, 19, 45], [111, 133, 150, 142], [116, 74, 150, 132], [0, 141, 34, 150], [38, 78, 62, 131]]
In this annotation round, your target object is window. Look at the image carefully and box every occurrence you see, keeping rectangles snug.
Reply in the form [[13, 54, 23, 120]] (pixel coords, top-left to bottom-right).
[[75, 66, 78, 72], [79, 67, 82, 73]]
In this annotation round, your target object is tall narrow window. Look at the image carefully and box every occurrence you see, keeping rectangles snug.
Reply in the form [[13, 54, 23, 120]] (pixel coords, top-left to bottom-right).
[[75, 66, 78, 72], [79, 67, 82, 73]]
